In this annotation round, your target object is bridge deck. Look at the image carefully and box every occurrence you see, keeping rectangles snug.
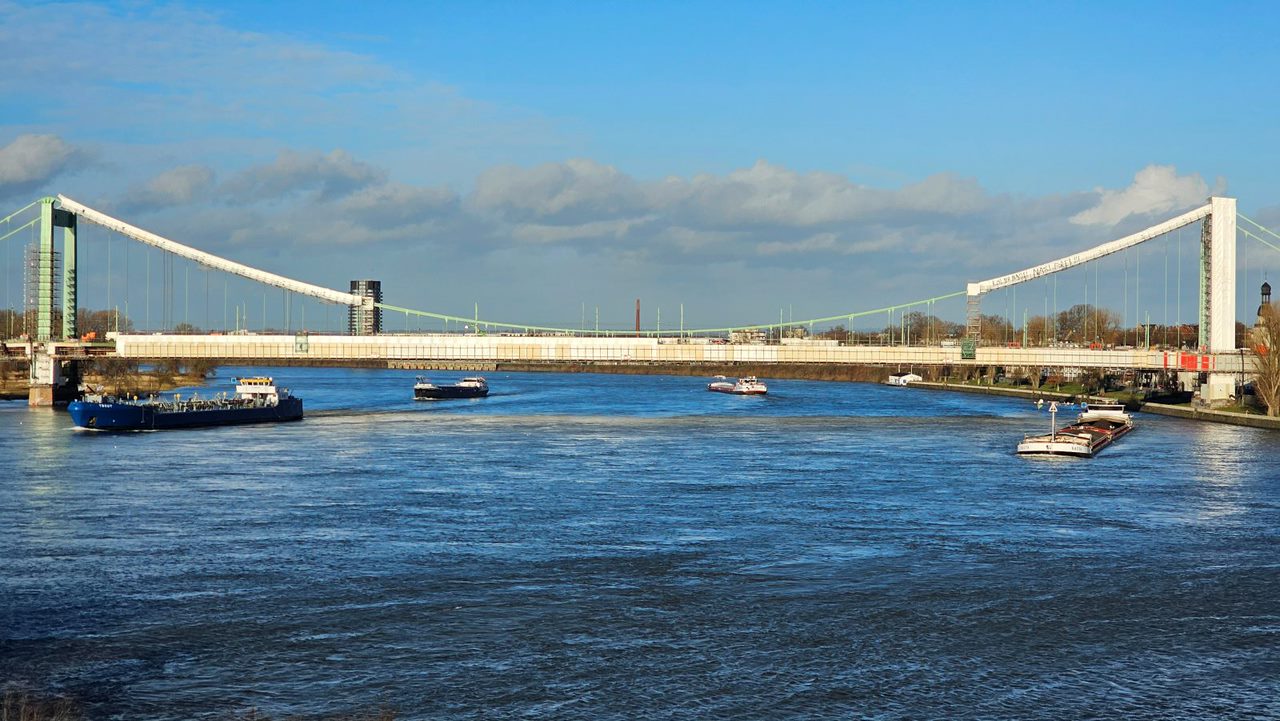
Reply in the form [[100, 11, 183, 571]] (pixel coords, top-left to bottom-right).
[[96, 334, 1246, 372]]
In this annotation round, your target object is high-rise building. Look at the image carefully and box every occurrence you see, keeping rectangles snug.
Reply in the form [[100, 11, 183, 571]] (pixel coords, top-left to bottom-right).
[[348, 280, 382, 335]]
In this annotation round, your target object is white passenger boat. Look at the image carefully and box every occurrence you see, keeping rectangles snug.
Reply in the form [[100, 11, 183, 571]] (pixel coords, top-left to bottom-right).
[[707, 375, 768, 395], [1017, 402, 1134, 457]]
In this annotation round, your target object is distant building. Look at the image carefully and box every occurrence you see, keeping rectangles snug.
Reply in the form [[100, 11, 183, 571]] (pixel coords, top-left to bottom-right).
[[348, 280, 382, 335], [1256, 281, 1272, 328]]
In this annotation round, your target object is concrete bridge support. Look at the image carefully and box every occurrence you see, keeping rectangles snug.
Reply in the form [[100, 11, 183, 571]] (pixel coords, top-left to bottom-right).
[[1200, 197, 1237, 405], [27, 347, 78, 406], [28, 198, 80, 406]]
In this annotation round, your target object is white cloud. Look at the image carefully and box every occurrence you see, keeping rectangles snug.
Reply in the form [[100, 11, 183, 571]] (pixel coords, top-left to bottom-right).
[[1069, 165, 1213, 226], [757, 232, 838, 255], [0, 134, 86, 196], [223, 149, 386, 202], [472, 159, 647, 223], [65, 145, 1228, 329], [122, 164, 215, 208]]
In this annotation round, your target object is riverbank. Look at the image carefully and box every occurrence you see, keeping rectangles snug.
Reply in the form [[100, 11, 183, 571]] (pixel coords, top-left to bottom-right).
[[909, 380, 1280, 431], [0, 373, 210, 402]]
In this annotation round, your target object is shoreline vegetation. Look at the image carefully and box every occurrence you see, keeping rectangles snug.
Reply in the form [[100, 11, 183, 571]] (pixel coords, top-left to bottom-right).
[[2, 359, 1275, 430], [0, 358, 215, 401]]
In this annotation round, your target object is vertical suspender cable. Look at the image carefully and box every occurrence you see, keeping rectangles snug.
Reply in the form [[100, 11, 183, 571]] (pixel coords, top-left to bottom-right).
[[3, 215, 9, 337], [1004, 288, 1009, 345], [106, 230, 112, 326], [1177, 226, 1182, 348], [123, 234, 129, 329], [1124, 248, 1129, 345]]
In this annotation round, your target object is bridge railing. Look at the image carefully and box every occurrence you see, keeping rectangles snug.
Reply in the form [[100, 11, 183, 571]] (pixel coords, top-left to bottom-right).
[[104, 334, 1247, 371]]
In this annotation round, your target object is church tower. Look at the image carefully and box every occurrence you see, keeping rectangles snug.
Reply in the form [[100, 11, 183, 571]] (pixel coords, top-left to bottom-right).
[[1257, 281, 1272, 327]]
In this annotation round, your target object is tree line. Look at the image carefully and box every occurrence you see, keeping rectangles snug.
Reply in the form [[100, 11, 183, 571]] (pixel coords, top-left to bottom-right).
[[0, 307, 226, 340], [813, 304, 1238, 349]]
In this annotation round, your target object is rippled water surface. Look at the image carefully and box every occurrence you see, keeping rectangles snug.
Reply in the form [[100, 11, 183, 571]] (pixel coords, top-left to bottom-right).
[[3, 368, 1279, 719]]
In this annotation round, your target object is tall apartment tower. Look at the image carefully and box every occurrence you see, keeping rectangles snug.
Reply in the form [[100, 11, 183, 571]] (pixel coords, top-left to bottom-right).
[[348, 280, 383, 335]]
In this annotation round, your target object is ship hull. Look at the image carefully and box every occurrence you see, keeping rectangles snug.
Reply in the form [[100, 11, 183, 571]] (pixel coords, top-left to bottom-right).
[[1016, 419, 1132, 458], [68, 397, 304, 431], [414, 386, 488, 400], [707, 383, 767, 395]]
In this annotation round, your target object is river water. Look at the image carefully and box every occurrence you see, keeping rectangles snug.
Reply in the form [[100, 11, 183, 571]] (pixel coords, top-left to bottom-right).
[[2, 368, 1278, 719]]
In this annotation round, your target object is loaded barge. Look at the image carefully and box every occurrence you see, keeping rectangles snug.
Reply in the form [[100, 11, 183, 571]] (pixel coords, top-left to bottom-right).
[[414, 376, 489, 400], [1017, 402, 1134, 457], [68, 377, 303, 431]]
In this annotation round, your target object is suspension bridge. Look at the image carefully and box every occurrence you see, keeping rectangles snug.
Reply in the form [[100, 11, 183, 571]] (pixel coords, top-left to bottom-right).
[[3, 193, 1278, 406]]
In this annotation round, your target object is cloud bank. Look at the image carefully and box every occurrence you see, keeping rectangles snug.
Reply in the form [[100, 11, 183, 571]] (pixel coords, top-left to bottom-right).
[[1070, 165, 1219, 226], [0, 128, 1240, 327], [0, 134, 87, 200]]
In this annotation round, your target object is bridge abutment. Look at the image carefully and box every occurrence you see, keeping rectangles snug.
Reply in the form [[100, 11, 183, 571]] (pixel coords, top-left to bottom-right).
[[27, 347, 78, 407]]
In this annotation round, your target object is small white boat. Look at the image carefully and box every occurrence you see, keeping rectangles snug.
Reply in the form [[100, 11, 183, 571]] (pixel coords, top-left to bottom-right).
[[885, 373, 922, 386], [707, 375, 768, 395]]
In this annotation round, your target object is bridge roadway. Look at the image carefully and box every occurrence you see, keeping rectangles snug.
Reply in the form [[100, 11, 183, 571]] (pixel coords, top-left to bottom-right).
[[71, 333, 1246, 373]]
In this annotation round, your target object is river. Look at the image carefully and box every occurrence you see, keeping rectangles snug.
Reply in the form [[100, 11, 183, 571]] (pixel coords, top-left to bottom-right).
[[2, 367, 1278, 719]]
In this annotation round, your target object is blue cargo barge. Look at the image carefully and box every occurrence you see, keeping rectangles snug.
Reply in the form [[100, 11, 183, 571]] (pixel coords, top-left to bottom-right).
[[68, 377, 303, 431]]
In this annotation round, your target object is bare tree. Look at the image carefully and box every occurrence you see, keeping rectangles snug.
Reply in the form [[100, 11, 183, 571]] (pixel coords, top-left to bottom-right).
[[1251, 304, 1280, 417]]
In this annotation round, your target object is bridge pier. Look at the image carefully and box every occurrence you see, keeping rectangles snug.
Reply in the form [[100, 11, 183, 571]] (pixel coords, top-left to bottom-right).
[[27, 345, 80, 407]]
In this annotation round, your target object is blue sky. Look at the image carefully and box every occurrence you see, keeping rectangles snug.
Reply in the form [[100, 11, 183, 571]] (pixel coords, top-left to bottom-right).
[[1, 0, 1278, 330]]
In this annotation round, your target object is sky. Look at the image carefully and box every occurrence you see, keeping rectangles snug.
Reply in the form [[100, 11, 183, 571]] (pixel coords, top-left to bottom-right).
[[1, 0, 1278, 331]]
